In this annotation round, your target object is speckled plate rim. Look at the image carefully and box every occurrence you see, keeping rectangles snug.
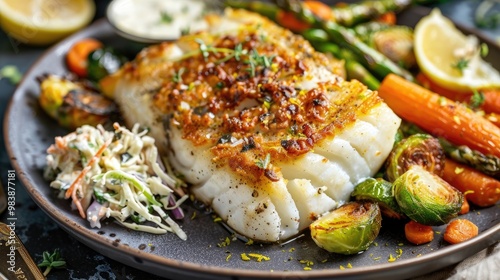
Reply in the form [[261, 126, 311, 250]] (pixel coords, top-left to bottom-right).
[[5, 11, 500, 280]]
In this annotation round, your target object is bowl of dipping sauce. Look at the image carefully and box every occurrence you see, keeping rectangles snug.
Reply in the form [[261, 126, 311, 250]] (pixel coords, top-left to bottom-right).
[[106, 0, 221, 43]]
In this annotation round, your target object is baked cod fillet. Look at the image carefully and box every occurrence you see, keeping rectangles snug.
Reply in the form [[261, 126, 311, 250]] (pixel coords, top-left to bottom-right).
[[103, 9, 401, 242]]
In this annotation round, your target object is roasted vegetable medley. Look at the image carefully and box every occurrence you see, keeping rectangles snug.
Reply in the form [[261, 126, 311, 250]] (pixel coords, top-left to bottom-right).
[[39, 0, 500, 253]]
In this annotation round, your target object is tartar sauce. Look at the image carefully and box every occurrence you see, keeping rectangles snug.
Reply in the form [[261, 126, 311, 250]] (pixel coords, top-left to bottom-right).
[[107, 0, 218, 41]]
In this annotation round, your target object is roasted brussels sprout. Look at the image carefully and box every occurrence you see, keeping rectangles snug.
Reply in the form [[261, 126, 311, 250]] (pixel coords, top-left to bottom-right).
[[38, 74, 118, 129], [386, 133, 445, 182], [351, 178, 404, 219], [355, 22, 416, 69], [393, 165, 463, 225], [310, 201, 381, 255], [87, 47, 127, 82]]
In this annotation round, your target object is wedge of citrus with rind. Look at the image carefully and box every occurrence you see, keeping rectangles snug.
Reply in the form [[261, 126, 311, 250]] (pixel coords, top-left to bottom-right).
[[414, 9, 500, 93], [0, 0, 95, 45]]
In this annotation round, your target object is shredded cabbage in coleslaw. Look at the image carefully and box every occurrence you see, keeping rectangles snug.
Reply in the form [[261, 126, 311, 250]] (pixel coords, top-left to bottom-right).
[[44, 123, 188, 240]]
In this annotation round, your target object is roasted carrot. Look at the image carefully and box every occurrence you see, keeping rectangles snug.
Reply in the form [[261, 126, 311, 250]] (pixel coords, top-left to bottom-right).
[[416, 73, 500, 115], [65, 137, 112, 218], [479, 88, 500, 115], [485, 113, 500, 127], [378, 74, 500, 159], [459, 196, 470, 215], [442, 158, 500, 207], [375, 11, 396, 25], [404, 220, 434, 245], [416, 72, 470, 101], [66, 38, 103, 77], [443, 219, 479, 244], [276, 1, 332, 32]]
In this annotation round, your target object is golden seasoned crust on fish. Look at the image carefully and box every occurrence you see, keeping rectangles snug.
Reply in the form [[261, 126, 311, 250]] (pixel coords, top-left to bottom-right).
[[106, 8, 401, 242]]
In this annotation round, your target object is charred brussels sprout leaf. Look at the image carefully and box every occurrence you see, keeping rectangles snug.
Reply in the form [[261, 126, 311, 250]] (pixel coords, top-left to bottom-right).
[[87, 47, 127, 82], [310, 201, 381, 255], [393, 165, 463, 226], [386, 133, 445, 182], [352, 178, 404, 219]]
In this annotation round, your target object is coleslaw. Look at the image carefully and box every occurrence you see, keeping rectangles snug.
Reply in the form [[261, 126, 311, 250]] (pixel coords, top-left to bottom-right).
[[44, 123, 188, 240]]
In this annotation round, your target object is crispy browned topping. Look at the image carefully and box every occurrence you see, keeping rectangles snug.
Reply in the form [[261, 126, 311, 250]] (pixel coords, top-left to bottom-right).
[[143, 24, 381, 182]]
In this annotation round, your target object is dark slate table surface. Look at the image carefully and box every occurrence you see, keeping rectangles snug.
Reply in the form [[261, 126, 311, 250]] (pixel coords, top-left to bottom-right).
[[1, 1, 498, 279]]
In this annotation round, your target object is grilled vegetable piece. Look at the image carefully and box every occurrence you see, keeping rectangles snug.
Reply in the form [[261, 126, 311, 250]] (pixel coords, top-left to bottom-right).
[[440, 138, 500, 179], [227, 0, 413, 27], [310, 201, 381, 255], [311, 41, 380, 90], [38, 74, 118, 129], [443, 219, 479, 244], [355, 23, 416, 69], [351, 177, 404, 219], [328, 0, 412, 27], [385, 133, 445, 182], [393, 165, 463, 225], [274, 0, 415, 81], [66, 38, 103, 77], [87, 47, 127, 82], [399, 121, 500, 178], [442, 158, 500, 207], [404, 220, 434, 245]]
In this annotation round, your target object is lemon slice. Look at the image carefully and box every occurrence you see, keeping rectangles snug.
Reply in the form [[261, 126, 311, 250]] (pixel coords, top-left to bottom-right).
[[414, 9, 500, 93], [0, 0, 95, 45]]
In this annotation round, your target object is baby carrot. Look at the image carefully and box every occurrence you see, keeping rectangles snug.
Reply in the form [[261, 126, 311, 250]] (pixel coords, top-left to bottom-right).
[[459, 196, 470, 215], [404, 220, 434, 245], [276, 1, 332, 32], [378, 74, 500, 158], [443, 219, 478, 244], [442, 158, 500, 207], [417, 73, 500, 115]]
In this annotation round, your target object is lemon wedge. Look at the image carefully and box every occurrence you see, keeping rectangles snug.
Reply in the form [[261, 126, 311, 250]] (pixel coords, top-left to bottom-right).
[[0, 0, 95, 45], [414, 9, 500, 93]]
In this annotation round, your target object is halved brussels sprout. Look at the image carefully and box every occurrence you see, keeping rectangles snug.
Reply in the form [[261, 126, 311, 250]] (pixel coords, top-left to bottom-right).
[[371, 26, 416, 69], [351, 178, 404, 219], [393, 165, 463, 226], [310, 201, 381, 255], [386, 133, 445, 182], [355, 23, 416, 69]]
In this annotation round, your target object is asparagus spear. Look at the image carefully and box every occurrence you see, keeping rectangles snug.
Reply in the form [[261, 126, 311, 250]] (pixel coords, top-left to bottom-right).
[[273, 0, 415, 81], [225, 0, 415, 27], [301, 28, 380, 89], [330, 0, 412, 27], [224, 0, 279, 20], [399, 121, 500, 178]]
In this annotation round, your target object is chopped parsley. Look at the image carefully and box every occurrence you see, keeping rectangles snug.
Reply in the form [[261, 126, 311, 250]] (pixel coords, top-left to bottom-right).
[[469, 90, 485, 109], [452, 58, 469, 74]]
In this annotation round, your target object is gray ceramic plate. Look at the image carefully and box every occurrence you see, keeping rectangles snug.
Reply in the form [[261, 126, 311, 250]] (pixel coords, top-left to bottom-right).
[[5, 7, 500, 280]]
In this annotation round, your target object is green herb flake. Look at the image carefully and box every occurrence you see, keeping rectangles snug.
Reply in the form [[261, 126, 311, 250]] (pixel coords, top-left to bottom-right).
[[452, 58, 469, 74], [469, 90, 485, 109], [160, 11, 174, 24], [255, 153, 271, 169], [173, 67, 186, 83], [0, 65, 22, 85]]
